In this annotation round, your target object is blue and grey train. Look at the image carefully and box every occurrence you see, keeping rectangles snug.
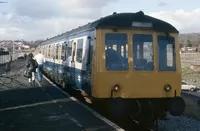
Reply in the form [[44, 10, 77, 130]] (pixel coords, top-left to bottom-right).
[[39, 11, 185, 127]]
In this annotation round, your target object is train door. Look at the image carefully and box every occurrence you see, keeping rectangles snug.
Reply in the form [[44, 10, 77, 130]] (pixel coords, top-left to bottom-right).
[[74, 38, 84, 89], [70, 41, 76, 87]]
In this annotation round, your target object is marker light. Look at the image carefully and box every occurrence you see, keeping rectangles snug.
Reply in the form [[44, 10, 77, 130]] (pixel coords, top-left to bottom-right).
[[164, 84, 172, 92], [112, 84, 120, 92]]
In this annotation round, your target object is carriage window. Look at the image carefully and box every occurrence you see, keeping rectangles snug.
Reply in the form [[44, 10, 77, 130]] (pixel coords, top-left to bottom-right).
[[66, 41, 72, 58], [45, 46, 48, 57], [52, 45, 55, 59], [56, 44, 59, 59], [105, 33, 128, 71], [50, 45, 52, 58], [61, 43, 66, 60], [158, 36, 176, 71], [133, 34, 154, 71], [48, 45, 51, 58], [76, 39, 83, 63]]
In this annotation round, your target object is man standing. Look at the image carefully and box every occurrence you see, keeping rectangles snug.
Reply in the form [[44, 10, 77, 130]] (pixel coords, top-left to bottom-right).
[[34, 51, 46, 82]]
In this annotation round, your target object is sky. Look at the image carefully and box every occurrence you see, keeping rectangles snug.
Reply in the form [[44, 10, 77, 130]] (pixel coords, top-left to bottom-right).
[[0, 0, 200, 40]]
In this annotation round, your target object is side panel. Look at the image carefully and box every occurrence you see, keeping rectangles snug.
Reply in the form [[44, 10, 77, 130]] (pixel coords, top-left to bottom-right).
[[43, 29, 96, 97]]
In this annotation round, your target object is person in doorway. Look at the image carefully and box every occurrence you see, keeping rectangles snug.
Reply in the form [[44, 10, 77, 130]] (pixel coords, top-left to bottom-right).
[[26, 53, 37, 85], [33, 51, 46, 82]]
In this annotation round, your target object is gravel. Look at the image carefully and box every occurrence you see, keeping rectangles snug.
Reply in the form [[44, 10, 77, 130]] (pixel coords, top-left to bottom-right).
[[181, 53, 200, 88], [158, 114, 200, 131]]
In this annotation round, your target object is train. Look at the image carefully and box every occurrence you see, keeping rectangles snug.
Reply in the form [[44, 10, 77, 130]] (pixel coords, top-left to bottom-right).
[[38, 11, 185, 127]]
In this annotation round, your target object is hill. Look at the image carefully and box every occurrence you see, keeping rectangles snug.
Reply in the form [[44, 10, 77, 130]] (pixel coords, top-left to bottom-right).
[[179, 33, 200, 47]]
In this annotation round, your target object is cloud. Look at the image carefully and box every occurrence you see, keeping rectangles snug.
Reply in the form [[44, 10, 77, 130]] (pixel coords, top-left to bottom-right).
[[149, 9, 200, 33], [0, 14, 92, 40], [0, 0, 115, 40], [158, 1, 169, 6], [12, 0, 115, 19], [1, 0, 200, 41]]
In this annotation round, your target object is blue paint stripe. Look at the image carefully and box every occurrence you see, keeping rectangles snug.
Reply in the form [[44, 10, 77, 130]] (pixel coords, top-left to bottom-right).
[[44, 61, 92, 97]]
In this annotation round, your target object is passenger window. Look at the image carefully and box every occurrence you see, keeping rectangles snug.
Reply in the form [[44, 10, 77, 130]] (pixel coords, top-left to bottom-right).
[[48, 45, 51, 58], [61, 43, 66, 60], [76, 39, 83, 63], [66, 41, 72, 58], [56, 44, 59, 59], [51, 45, 55, 59], [158, 36, 176, 71], [105, 33, 128, 71], [46, 46, 48, 58], [133, 34, 154, 71]]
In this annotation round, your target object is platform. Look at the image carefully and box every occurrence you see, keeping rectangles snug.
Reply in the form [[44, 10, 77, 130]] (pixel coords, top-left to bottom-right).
[[0, 59, 124, 131]]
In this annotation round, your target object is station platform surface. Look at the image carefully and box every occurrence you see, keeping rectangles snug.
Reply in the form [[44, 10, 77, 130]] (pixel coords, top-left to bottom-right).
[[0, 59, 124, 131]]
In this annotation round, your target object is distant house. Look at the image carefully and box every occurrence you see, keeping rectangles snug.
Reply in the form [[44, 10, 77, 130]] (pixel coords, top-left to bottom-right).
[[22, 45, 30, 49]]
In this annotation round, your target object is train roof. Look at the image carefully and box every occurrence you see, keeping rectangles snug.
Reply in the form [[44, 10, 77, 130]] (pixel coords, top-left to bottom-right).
[[42, 11, 178, 45]]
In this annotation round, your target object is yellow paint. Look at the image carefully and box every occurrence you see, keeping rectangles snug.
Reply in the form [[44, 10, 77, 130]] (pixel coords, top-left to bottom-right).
[[92, 29, 181, 98]]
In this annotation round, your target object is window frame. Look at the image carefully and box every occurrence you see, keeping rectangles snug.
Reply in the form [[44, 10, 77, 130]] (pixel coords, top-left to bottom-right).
[[157, 35, 176, 72], [65, 40, 73, 62], [61, 42, 67, 60], [55, 44, 59, 59], [76, 39, 84, 63], [48, 45, 51, 58], [104, 33, 129, 71], [132, 34, 154, 71]]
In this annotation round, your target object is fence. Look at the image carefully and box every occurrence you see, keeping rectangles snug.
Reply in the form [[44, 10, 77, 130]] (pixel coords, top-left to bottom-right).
[[0, 52, 24, 65]]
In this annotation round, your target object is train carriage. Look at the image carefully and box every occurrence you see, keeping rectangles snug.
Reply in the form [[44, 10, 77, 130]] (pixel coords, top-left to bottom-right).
[[40, 11, 185, 127]]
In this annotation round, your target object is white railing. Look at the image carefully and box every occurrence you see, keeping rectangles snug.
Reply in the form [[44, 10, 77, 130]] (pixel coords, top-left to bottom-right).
[[0, 52, 25, 65], [0, 55, 11, 64]]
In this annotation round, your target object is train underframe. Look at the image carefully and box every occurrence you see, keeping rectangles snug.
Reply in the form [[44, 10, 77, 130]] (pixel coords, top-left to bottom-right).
[[92, 97, 185, 128], [43, 70, 185, 129]]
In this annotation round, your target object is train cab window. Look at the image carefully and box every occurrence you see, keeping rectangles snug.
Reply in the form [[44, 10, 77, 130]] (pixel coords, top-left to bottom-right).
[[76, 39, 83, 63], [133, 34, 154, 71], [158, 36, 176, 71], [105, 33, 128, 71]]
